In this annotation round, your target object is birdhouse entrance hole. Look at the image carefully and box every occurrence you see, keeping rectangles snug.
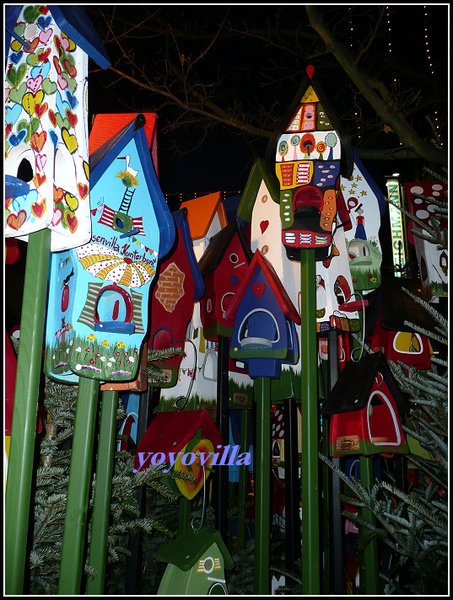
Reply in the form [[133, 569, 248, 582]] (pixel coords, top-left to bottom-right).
[[293, 185, 323, 218], [367, 390, 401, 446], [237, 308, 280, 349], [94, 284, 135, 333]]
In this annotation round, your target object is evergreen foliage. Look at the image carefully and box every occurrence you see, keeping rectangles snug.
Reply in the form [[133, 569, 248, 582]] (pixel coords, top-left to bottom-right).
[[320, 176, 448, 595]]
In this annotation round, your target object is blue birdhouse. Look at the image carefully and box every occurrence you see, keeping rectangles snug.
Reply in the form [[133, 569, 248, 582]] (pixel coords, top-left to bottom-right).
[[226, 250, 300, 379]]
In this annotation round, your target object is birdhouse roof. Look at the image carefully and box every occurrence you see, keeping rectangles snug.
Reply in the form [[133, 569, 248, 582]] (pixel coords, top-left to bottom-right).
[[134, 409, 224, 469], [180, 192, 228, 240], [156, 527, 234, 571], [225, 250, 301, 325], [198, 219, 253, 277], [236, 158, 280, 223], [89, 113, 157, 155], [173, 208, 205, 301], [322, 351, 409, 416], [5, 5, 110, 69]]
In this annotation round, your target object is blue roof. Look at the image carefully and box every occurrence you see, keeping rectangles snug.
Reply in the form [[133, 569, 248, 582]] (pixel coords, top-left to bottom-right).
[[5, 5, 110, 68]]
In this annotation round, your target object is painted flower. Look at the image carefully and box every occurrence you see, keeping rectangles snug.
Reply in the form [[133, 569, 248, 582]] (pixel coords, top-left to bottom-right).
[[90, 358, 95, 364], [116, 351, 120, 356], [116, 341, 126, 349], [100, 356, 106, 362], [128, 356, 135, 363], [95, 353, 100, 358], [134, 348, 138, 354], [107, 362, 112, 367], [75, 346, 82, 352], [101, 340, 110, 347], [87, 334, 97, 341]]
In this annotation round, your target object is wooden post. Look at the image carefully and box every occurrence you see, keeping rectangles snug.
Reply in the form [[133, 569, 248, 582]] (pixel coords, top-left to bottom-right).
[[57, 377, 101, 595], [284, 397, 301, 571], [300, 248, 320, 594], [5, 228, 51, 595], [86, 390, 119, 594]]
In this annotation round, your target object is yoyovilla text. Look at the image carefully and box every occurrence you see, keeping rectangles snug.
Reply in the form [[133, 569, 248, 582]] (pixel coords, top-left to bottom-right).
[[134, 445, 251, 473]]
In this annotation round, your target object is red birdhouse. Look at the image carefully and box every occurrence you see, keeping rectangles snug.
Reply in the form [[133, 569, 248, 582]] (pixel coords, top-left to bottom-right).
[[149, 208, 205, 387], [322, 352, 409, 457], [134, 409, 223, 500], [198, 220, 253, 341]]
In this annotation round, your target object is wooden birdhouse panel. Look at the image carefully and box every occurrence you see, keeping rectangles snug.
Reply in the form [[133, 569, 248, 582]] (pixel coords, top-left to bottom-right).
[[44, 118, 174, 382], [4, 5, 98, 251]]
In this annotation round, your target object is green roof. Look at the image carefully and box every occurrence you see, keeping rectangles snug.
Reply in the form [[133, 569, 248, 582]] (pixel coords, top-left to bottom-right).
[[236, 158, 280, 223]]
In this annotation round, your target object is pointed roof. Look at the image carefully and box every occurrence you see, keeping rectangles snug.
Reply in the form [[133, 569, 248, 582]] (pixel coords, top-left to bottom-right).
[[322, 351, 409, 415], [5, 5, 110, 69], [180, 192, 228, 240], [173, 208, 205, 301], [236, 158, 280, 223], [225, 250, 301, 325], [89, 113, 157, 155], [198, 219, 253, 277]]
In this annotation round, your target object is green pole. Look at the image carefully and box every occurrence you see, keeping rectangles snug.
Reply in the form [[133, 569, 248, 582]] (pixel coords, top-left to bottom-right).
[[359, 455, 380, 594], [86, 390, 119, 594], [237, 408, 251, 550], [57, 377, 101, 595], [300, 248, 320, 594], [5, 227, 51, 595], [253, 377, 271, 595]]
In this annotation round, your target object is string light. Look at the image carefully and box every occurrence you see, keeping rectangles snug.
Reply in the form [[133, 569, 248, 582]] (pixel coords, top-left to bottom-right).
[[385, 7, 401, 145], [349, 9, 361, 142], [424, 5, 442, 146]]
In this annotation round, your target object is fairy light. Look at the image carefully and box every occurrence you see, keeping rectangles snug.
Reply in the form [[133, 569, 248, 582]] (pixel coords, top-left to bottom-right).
[[349, 9, 361, 141], [423, 5, 442, 146], [386, 7, 401, 145]]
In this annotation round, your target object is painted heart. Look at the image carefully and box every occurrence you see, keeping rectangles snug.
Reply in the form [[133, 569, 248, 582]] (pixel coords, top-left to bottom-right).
[[30, 130, 47, 152], [56, 113, 70, 131], [8, 130, 27, 147], [8, 82, 27, 104], [37, 16, 52, 30], [11, 39, 23, 53], [31, 199, 47, 218], [63, 58, 77, 78], [56, 90, 70, 115], [78, 183, 88, 199], [48, 109, 57, 127], [53, 55, 62, 75], [65, 193, 79, 212], [260, 220, 269, 234], [10, 51, 23, 64], [38, 28, 53, 44], [53, 186, 64, 203], [36, 47, 51, 63], [33, 172, 46, 188], [57, 72, 68, 91], [230, 275, 239, 286], [24, 5, 41, 22], [64, 210, 78, 233], [49, 129, 59, 147], [34, 101, 48, 118], [52, 207, 63, 227], [66, 90, 78, 110], [24, 38, 39, 55], [22, 91, 44, 116], [65, 109, 78, 128], [62, 128, 78, 154], [26, 75, 43, 94], [31, 62, 50, 80], [7, 210, 27, 231], [252, 283, 266, 298], [38, 5, 49, 14], [5, 103, 22, 125], [54, 36, 64, 58], [35, 153, 47, 171], [62, 33, 76, 52], [5, 123, 13, 139], [6, 63, 27, 87]]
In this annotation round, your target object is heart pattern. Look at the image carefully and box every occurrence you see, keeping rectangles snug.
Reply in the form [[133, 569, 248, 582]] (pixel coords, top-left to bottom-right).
[[62, 128, 78, 154], [7, 210, 27, 230], [31, 199, 47, 218], [260, 220, 269, 234], [252, 283, 266, 298]]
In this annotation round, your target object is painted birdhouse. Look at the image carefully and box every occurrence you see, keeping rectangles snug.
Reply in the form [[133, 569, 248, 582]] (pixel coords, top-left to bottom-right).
[[267, 65, 353, 262], [322, 352, 409, 457], [134, 409, 223, 500], [180, 192, 228, 261], [4, 4, 110, 251], [156, 526, 234, 595], [199, 219, 253, 341], [338, 148, 386, 293], [226, 250, 300, 379], [405, 180, 448, 300], [149, 207, 205, 387], [44, 114, 175, 383]]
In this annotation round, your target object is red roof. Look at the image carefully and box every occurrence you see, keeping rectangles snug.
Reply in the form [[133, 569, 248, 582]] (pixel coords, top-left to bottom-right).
[[89, 112, 157, 157]]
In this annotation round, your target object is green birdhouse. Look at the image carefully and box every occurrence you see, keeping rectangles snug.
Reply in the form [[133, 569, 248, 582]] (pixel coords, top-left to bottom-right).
[[156, 527, 234, 594]]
